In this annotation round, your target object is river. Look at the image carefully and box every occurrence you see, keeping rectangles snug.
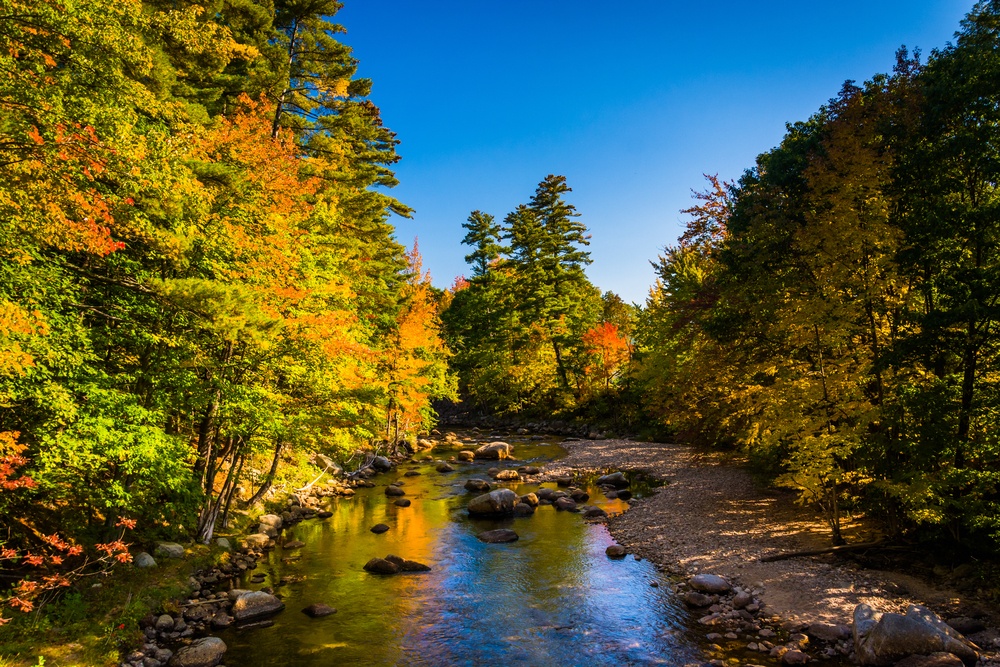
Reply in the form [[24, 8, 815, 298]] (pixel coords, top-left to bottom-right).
[[219, 435, 703, 666]]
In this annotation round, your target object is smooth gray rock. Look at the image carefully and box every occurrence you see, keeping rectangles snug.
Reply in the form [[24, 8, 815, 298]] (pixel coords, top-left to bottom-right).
[[689, 574, 732, 594], [155, 614, 175, 632], [384, 485, 406, 497], [154, 542, 185, 559], [732, 590, 753, 609], [435, 463, 454, 473], [606, 544, 627, 558], [477, 529, 519, 543], [554, 497, 578, 511], [853, 604, 979, 666], [808, 622, 851, 642], [239, 534, 271, 550], [372, 456, 392, 472], [466, 488, 519, 516], [231, 591, 285, 622], [214, 537, 231, 551], [474, 442, 512, 460], [258, 514, 283, 531], [168, 637, 226, 667], [597, 472, 629, 488], [135, 552, 157, 568]]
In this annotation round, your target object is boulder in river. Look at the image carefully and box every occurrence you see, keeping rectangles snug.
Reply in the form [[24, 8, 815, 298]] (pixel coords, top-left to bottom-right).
[[394, 498, 411, 507], [385, 554, 431, 572], [302, 603, 337, 618], [436, 463, 455, 473], [853, 604, 979, 666], [554, 497, 578, 512], [371, 456, 392, 472], [597, 472, 629, 488], [457, 450, 476, 462], [569, 489, 590, 502], [477, 529, 519, 543], [385, 485, 406, 497], [168, 636, 226, 667], [582, 506, 608, 519], [689, 574, 732, 594], [683, 591, 716, 607], [513, 502, 535, 517], [283, 540, 305, 549], [518, 466, 541, 475], [474, 442, 512, 460], [494, 469, 520, 481], [467, 488, 519, 516], [232, 591, 285, 622], [465, 479, 491, 493], [363, 557, 400, 575], [370, 523, 390, 534], [519, 492, 539, 506], [606, 544, 627, 558]]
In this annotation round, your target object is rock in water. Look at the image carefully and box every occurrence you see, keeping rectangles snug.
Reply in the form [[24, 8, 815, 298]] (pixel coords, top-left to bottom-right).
[[231, 591, 285, 622], [457, 450, 476, 462], [494, 469, 520, 481], [466, 488, 519, 516], [477, 529, 519, 543], [363, 557, 400, 575], [302, 603, 337, 618], [853, 604, 979, 666], [436, 463, 455, 473], [370, 523, 390, 534], [283, 540, 305, 549], [384, 554, 431, 572], [464, 479, 491, 492], [394, 498, 411, 507], [168, 637, 226, 667], [371, 456, 392, 472], [513, 502, 535, 516], [384, 485, 406, 497], [596, 472, 629, 488], [606, 544, 627, 558], [474, 442, 512, 460], [689, 574, 732, 594]]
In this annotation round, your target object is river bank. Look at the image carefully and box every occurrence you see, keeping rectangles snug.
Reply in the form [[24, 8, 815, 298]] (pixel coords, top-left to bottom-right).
[[539, 437, 1000, 666]]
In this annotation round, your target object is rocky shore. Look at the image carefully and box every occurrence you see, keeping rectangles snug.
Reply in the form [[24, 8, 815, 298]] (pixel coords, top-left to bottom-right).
[[540, 437, 1000, 667]]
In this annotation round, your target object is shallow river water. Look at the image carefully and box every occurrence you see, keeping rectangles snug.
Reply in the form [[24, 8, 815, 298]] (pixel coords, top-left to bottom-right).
[[220, 437, 703, 666]]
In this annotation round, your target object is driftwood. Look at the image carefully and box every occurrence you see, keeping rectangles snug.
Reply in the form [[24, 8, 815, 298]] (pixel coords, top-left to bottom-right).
[[760, 540, 885, 563]]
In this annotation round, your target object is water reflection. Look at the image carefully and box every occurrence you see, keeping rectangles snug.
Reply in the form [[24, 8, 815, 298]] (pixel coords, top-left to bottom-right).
[[220, 438, 700, 666]]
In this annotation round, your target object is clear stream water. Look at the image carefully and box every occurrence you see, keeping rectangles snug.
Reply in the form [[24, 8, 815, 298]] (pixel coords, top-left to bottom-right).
[[219, 437, 703, 666]]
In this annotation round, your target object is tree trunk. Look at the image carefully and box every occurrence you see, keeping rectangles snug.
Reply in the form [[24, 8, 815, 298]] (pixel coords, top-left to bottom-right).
[[244, 438, 284, 508]]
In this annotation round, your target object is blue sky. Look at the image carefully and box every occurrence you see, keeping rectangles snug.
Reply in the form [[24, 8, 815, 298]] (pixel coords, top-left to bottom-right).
[[338, 0, 972, 304]]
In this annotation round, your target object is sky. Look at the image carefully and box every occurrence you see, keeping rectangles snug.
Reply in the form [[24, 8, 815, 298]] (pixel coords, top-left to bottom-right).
[[337, 0, 972, 304]]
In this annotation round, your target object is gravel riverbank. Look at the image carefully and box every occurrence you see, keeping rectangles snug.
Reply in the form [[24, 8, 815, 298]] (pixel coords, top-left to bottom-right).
[[539, 437, 1000, 665]]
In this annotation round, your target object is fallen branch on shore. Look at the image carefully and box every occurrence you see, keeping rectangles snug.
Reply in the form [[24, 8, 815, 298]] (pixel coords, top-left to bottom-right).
[[760, 540, 885, 562]]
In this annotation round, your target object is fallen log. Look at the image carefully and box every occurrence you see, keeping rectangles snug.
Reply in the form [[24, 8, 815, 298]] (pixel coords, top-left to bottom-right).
[[760, 540, 885, 563]]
